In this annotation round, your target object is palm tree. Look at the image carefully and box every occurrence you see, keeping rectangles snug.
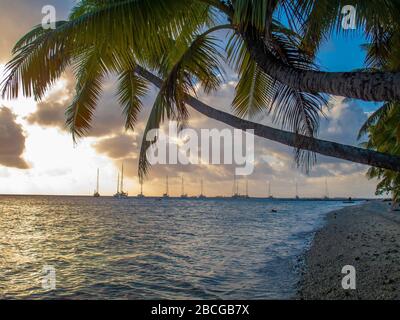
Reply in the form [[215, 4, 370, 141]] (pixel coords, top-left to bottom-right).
[[1, 0, 400, 180], [358, 35, 400, 204], [239, 0, 400, 101], [138, 66, 400, 173], [358, 102, 400, 205]]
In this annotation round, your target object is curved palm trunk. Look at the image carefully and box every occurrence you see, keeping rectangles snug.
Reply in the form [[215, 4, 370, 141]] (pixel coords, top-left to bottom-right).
[[135, 66, 400, 172], [243, 31, 400, 102]]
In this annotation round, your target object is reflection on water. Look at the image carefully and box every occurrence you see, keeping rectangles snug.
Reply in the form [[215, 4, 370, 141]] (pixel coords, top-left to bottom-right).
[[0, 196, 353, 299]]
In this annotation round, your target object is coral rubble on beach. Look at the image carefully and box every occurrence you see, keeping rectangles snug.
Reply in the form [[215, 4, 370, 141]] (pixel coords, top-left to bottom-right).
[[298, 201, 400, 300]]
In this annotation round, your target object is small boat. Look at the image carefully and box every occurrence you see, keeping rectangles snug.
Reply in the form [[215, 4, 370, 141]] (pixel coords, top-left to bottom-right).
[[271, 209, 278, 213], [343, 197, 355, 204], [267, 181, 274, 199], [162, 176, 170, 198], [114, 163, 129, 199], [93, 169, 100, 197], [198, 179, 207, 199], [137, 180, 145, 198], [180, 176, 188, 198]]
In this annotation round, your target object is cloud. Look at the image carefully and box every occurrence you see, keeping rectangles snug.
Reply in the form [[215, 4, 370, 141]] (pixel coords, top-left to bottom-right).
[[26, 74, 156, 138], [93, 134, 138, 159], [0, 0, 74, 62], [0, 106, 29, 169], [94, 80, 370, 179], [319, 97, 368, 145], [26, 71, 75, 128]]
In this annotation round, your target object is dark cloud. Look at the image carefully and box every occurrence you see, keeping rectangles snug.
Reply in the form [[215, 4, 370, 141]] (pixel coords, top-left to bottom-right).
[[93, 134, 138, 159], [0, 106, 29, 169], [26, 72, 75, 128], [27, 100, 66, 128]]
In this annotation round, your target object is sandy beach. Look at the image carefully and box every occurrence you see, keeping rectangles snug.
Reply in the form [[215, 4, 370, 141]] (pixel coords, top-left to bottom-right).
[[298, 201, 400, 300]]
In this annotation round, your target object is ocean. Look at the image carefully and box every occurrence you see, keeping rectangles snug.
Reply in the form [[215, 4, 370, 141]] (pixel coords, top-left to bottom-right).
[[0, 196, 357, 299]]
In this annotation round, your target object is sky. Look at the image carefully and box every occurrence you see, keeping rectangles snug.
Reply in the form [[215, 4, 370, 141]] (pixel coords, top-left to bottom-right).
[[0, 0, 382, 197]]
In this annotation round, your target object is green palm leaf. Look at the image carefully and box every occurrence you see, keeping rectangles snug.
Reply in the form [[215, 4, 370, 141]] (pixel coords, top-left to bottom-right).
[[117, 69, 149, 131]]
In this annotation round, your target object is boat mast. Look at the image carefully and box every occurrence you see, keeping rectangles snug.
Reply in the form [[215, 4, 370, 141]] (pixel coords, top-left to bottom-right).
[[201, 179, 203, 196], [181, 176, 184, 196], [117, 173, 120, 194], [120, 163, 124, 193], [96, 169, 100, 193], [140, 180, 143, 195], [325, 178, 329, 198], [166, 175, 169, 196], [245, 179, 248, 197]]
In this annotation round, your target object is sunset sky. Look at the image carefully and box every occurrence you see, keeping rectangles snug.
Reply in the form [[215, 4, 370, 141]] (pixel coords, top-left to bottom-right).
[[0, 0, 383, 197]]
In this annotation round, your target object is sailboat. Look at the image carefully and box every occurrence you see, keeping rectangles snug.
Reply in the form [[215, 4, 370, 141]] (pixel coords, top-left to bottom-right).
[[245, 178, 250, 199], [93, 169, 100, 197], [232, 175, 246, 199], [324, 178, 330, 200], [198, 179, 206, 199], [295, 181, 300, 200], [180, 176, 188, 198], [162, 175, 170, 198], [114, 163, 128, 198], [137, 179, 145, 198], [267, 181, 274, 199]]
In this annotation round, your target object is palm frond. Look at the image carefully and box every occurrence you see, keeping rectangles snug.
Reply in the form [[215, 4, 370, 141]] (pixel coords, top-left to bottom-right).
[[1, 21, 71, 100], [117, 69, 150, 131], [160, 32, 225, 116], [358, 102, 394, 140], [227, 33, 275, 119], [65, 47, 107, 141], [138, 93, 173, 180], [138, 30, 225, 179]]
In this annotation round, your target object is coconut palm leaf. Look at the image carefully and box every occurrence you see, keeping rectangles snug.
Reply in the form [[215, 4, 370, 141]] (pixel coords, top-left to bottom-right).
[[358, 102, 394, 139], [117, 69, 150, 131], [138, 30, 226, 178], [65, 46, 108, 141]]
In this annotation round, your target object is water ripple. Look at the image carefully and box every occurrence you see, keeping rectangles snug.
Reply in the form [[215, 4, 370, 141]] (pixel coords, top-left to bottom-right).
[[0, 196, 354, 299]]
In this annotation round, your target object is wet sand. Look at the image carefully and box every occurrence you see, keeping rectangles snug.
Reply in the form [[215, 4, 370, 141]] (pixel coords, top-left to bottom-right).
[[298, 201, 400, 300]]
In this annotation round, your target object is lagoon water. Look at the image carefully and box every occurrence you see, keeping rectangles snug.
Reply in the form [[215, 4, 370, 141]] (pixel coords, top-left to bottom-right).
[[0, 196, 356, 299]]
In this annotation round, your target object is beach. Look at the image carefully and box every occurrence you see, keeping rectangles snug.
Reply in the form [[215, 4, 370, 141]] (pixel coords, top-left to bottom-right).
[[298, 201, 400, 300]]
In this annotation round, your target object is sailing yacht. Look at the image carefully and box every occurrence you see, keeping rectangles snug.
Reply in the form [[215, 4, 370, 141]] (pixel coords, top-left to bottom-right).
[[231, 175, 246, 199], [198, 179, 206, 199], [93, 169, 100, 197], [114, 163, 128, 198], [180, 176, 188, 198], [295, 181, 300, 200], [162, 175, 170, 198], [324, 178, 330, 200], [245, 179, 250, 199], [137, 180, 145, 198], [267, 181, 274, 199]]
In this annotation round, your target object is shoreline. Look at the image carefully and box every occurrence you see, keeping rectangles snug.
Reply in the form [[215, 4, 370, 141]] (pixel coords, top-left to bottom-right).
[[297, 200, 400, 300]]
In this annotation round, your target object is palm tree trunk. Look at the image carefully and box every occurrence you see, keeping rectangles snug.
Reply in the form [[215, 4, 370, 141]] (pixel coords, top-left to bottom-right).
[[135, 66, 400, 172], [243, 31, 400, 102]]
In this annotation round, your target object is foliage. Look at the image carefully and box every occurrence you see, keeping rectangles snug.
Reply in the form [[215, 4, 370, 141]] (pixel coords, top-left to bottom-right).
[[2, 0, 400, 179]]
